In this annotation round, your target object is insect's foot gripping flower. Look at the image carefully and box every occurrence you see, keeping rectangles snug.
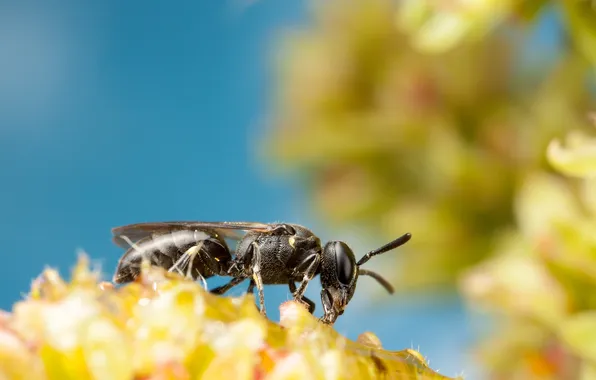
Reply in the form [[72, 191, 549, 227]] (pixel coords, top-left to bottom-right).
[[0, 255, 461, 380]]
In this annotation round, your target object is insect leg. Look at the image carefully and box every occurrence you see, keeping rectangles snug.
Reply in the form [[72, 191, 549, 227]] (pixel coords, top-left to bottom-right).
[[210, 276, 246, 295], [238, 280, 265, 314], [247, 279, 255, 293], [291, 253, 321, 302], [320, 290, 337, 325], [288, 281, 316, 314], [250, 242, 267, 317]]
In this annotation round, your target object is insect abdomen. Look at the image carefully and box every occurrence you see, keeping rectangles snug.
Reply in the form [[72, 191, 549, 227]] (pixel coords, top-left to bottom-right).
[[113, 229, 230, 283]]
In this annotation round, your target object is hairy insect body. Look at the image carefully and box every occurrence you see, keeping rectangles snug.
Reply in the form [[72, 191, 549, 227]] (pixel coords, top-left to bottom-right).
[[113, 229, 231, 283], [233, 224, 322, 284], [235, 232, 293, 284]]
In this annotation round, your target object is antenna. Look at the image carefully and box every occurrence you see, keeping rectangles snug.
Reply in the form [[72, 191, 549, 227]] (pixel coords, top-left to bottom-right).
[[356, 233, 411, 266], [358, 269, 395, 294]]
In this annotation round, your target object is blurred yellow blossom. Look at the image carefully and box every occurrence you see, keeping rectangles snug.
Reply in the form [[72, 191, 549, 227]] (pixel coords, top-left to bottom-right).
[[547, 127, 596, 177], [262, 0, 593, 292], [396, 0, 518, 53], [461, 126, 596, 378], [0, 255, 460, 380]]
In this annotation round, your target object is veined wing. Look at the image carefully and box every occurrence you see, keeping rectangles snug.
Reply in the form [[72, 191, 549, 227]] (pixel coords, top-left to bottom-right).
[[111, 221, 274, 249]]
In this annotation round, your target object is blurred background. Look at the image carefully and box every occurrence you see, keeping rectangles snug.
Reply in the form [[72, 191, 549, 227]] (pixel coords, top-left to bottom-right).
[[2, 1, 596, 379]]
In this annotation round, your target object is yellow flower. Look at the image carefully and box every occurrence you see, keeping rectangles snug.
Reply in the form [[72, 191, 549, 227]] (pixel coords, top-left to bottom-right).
[[0, 255, 460, 380]]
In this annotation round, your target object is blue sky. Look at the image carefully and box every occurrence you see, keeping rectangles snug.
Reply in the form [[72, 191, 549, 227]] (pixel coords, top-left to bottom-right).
[[0, 1, 308, 305]]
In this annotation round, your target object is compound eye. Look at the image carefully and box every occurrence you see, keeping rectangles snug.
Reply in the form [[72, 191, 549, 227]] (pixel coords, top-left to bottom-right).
[[334, 242, 356, 285]]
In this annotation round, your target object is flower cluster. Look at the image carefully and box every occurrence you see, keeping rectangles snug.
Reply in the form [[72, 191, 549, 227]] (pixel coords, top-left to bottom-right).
[[0, 256, 459, 380], [460, 126, 596, 379]]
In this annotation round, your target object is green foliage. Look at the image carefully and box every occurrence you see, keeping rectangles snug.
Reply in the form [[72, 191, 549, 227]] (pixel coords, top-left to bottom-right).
[[561, 1, 596, 71], [261, 0, 594, 292], [460, 126, 596, 379]]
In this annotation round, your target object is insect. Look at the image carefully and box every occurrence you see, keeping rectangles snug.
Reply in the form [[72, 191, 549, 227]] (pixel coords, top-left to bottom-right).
[[111, 221, 411, 324]]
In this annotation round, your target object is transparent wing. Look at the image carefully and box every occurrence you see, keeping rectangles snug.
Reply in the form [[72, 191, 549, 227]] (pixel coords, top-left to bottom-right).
[[111, 221, 274, 249]]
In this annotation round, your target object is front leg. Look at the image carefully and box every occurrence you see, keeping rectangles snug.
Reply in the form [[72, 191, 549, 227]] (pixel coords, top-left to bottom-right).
[[320, 289, 337, 325], [289, 281, 316, 314]]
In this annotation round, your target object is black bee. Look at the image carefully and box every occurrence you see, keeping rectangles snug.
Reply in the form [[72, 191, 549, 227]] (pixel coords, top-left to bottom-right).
[[111, 221, 411, 324]]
